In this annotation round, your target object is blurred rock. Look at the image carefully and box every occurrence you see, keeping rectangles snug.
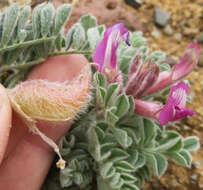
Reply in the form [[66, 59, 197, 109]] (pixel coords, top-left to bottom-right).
[[106, 1, 118, 10], [124, 0, 143, 9], [151, 28, 162, 38], [197, 33, 203, 44], [192, 161, 201, 169], [198, 49, 203, 67], [190, 174, 198, 182], [174, 33, 182, 41], [164, 24, 173, 35], [199, 174, 203, 188], [154, 7, 171, 27], [161, 57, 177, 66]]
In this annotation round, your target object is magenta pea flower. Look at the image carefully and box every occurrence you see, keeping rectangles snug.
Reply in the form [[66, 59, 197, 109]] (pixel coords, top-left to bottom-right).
[[159, 82, 195, 125], [143, 43, 200, 96], [93, 23, 129, 85], [131, 43, 199, 125], [133, 82, 195, 125]]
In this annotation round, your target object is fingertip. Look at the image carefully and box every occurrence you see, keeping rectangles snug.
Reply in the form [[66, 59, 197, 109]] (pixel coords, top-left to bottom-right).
[[0, 84, 12, 164], [28, 54, 89, 82]]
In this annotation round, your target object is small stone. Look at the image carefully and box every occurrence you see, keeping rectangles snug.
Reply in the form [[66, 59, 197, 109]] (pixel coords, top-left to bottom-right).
[[124, 0, 143, 9], [197, 33, 203, 44], [161, 57, 177, 66], [183, 125, 190, 130], [154, 7, 171, 27], [106, 1, 118, 10], [192, 161, 201, 169], [164, 24, 173, 36], [174, 33, 182, 41], [198, 49, 203, 67], [199, 175, 203, 188], [190, 174, 198, 181], [151, 28, 162, 38]]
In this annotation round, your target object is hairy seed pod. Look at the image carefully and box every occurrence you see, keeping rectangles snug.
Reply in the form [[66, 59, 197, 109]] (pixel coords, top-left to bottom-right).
[[7, 63, 92, 169]]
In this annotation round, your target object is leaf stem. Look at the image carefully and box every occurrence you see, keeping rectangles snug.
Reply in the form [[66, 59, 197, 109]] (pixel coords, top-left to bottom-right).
[[0, 36, 56, 54], [0, 58, 45, 73], [48, 50, 93, 57]]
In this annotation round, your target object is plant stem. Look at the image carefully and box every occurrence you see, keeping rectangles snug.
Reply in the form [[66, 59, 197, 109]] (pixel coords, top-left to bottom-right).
[[0, 37, 56, 54], [0, 58, 45, 73], [48, 50, 93, 57]]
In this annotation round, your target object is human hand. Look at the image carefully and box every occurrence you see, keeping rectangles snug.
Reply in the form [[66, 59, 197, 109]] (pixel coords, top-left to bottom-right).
[[0, 54, 88, 190]]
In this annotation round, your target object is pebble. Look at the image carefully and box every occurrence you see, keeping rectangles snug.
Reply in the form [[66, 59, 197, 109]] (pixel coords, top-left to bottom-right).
[[183, 125, 190, 131], [199, 175, 203, 188], [174, 33, 182, 41], [164, 24, 173, 36], [106, 1, 118, 9], [154, 7, 171, 27], [199, 49, 203, 67], [197, 33, 203, 44], [192, 161, 201, 169], [124, 0, 143, 9], [151, 28, 162, 38], [161, 57, 177, 66], [190, 174, 198, 181]]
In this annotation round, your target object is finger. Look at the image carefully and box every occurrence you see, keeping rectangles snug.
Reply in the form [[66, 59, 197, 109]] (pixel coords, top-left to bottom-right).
[[0, 54, 89, 190], [4, 54, 88, 158], [0, 84, 12, 165]]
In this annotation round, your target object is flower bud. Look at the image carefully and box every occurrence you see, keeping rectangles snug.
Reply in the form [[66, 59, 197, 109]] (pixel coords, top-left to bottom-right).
[[126, 56, 159, 98]]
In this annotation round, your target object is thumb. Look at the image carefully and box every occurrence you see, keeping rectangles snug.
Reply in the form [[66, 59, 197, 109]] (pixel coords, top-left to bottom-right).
[[0, 84, 12, 164]]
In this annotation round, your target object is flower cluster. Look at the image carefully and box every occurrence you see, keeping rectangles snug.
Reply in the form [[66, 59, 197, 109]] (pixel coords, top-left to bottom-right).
[[93, 23, 200, 126]]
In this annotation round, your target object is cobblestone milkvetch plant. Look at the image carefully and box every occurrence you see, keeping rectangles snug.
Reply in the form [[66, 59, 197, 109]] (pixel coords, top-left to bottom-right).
[[0, 2, 200, 190]]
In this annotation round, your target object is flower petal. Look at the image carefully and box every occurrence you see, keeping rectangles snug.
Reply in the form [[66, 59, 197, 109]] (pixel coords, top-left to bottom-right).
[[168, 82, 189, 108], [93, 23, 129, 72], [172, 43, 200, 81], [144, 43, 200, 96], [174, 107, 195, 121], [105, 29, 121, 69], [93, 34, 108, 72], [159, 102, 174, 125]]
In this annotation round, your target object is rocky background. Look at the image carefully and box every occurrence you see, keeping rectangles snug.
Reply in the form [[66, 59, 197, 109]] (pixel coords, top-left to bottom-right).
[[1, 0, 203, 189]]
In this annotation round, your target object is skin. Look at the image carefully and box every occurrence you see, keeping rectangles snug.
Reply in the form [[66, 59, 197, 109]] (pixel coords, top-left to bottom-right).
[[0, 54, 88, 190]]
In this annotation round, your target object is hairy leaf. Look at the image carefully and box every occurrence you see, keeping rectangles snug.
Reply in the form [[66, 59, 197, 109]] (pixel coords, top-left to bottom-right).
[[80, 15, 97, 33], [2, 3, 19, 46], [54, 4, 72, 35], [145, 152, 167, 178], [183, 136, 200, 152], [115, 94, 130, 117]]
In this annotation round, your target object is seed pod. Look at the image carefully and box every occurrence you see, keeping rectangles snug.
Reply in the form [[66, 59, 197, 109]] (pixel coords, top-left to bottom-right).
[[7, 63, 92, 169]]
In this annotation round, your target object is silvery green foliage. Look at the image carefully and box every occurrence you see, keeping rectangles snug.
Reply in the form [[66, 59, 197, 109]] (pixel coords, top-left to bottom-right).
[[0, 3, 104, 88], [0, 3, 72, 87], [41, 14, 200, 190], [66, 14, 105, 52], [42, 70, 200, 190]]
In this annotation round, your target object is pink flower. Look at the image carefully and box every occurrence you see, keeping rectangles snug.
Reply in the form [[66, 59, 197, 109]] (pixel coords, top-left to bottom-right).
[[143, 43, 200, 96], [93, 23, 129, 85], [133, 82, 195, 125], [159, 82, 195, 125]]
